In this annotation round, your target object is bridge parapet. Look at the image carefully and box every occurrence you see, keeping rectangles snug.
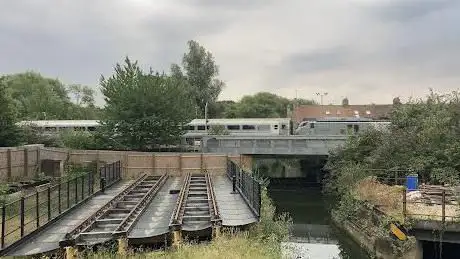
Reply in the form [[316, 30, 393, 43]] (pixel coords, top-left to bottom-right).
[[202, 135, 348, 155]]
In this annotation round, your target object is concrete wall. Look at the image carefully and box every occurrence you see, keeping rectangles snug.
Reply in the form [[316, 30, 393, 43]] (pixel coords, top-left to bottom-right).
[[0, 145, 253, 181]]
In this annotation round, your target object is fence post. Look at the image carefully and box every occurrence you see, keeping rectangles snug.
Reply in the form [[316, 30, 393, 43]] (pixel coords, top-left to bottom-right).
[[402, 188, 407, 223], [100, 177, 106, 193], [67, 180, 70, 209], [47, 187, 51, 221], [442, 190, 446, 224], [36, 191, 40, 227], [1, 206, 5, 248], [232, 175, 236, 193], [58, 183, 61, 214], [20, 197, 25, 237], [81, 175, 84, 200], [88, 173, 91, 196], [75, 177, 78, 204]]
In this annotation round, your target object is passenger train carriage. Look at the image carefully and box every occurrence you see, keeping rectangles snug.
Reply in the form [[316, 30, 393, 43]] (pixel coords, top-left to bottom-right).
[[295, 118, 391, 136], [183, 118, 292, 145]]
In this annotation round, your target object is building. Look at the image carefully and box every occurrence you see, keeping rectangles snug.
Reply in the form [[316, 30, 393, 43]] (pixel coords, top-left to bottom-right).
[[292, 97, 400, 124]]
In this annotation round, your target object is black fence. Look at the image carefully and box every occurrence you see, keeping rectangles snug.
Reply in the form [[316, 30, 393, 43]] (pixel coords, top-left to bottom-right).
[[227, 160, 261, 218], [100, 160, 121, 189], [0, 160, 122, 251]]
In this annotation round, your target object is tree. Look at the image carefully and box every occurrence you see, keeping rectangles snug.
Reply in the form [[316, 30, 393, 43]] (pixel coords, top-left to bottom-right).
[[68, 84, 95, 106], [1, 72, 72, 120], [0, 82, 22, 146], [99, 57, 194, 151], [208, 100, 235, 118], [225, 92, 316, 118], [172, 40, 225, 117]]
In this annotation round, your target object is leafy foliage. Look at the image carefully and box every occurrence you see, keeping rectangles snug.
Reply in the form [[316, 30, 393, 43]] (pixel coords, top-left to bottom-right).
[[0, 82, 22, 146], [325, 90, 460, 197], [0, 72, 100, 121], [98, 57, 194, 151], [172, 40, 225, 117], [224, 92, 315, 118]]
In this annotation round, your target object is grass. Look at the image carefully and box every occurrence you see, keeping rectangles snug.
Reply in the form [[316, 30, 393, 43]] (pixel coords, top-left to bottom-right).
[[353, 177, 460, 222], [84, 186, 292, 259]]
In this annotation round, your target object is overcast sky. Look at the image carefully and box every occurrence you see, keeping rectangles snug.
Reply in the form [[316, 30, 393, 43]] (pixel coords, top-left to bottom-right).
[[1, 0, 459, 106]]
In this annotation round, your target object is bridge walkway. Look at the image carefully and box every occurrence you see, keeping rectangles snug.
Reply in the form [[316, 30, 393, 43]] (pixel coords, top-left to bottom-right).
[[128, 176, 183, 243], [212, 175, 258, 226], [4, 180, 134, 256]]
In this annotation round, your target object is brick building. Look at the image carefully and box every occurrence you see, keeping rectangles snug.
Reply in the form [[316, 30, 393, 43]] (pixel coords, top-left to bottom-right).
[[292, 97, 400, 124]]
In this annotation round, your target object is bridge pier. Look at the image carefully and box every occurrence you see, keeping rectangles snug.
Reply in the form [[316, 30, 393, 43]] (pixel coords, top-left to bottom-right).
[[117, 238, 128, 255], [65, 246, 77, 259]]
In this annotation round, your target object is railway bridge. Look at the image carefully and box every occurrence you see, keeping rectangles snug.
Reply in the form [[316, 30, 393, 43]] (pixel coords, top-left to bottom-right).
[[0, 160, 260, 257], [201, 135, 348, 155]]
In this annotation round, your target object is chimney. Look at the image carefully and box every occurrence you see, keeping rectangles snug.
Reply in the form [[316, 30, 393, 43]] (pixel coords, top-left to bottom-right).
[[342, 97, 349, 107]]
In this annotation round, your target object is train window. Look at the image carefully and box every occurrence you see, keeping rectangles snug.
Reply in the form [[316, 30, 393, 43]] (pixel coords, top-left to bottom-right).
[[281, 124, 287, 129], [188, 125, 195, 130], [197, 125, 205, 130], [258, 125, 270, 131], [227, 125, 240, 130], [273, 125, 279, 130], [242, 125, 255, 130], [88, 127, 96, 131], [310, 123, 315, 129], [75, 127, 85, 131]]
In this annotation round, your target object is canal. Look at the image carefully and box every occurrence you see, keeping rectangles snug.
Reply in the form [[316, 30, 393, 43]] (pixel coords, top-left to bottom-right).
[[268, 179, 369, 259]]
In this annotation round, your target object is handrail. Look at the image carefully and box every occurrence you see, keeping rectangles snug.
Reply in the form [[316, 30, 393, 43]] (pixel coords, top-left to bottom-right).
[[170, 173, 191, 227], [59, 174, 148, 247], [206, 174, 220, 223], [113, 174, 168, 236]]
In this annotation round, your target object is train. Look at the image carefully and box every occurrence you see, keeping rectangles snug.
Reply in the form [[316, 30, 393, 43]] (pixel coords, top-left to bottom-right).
[[16, 117, 391, 144]]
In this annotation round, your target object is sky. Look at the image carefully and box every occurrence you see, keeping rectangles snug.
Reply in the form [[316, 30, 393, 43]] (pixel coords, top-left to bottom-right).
[[1, 0, 460, 106]]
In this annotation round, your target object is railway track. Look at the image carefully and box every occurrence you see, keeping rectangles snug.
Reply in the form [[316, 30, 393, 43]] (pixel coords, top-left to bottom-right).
[[170, 173, 220, 232], [60, 174, 167, 247]]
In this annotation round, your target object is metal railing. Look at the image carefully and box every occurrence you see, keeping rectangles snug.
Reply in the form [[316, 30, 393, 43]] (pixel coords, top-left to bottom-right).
[[227, 160, 261, 218], [0, 160, 122, 251], [100, 160, 121, 188]]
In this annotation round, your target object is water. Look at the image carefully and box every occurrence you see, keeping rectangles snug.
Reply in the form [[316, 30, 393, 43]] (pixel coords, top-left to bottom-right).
[[269, 184, 370, 259]]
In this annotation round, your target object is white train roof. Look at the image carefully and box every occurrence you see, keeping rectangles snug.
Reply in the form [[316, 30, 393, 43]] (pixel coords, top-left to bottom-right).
[[17, 120, 101, 127], [188, 118, 291, 125]]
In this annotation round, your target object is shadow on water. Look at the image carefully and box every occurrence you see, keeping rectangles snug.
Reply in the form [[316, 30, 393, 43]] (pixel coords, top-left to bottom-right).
[[268, 179, 370, 259]]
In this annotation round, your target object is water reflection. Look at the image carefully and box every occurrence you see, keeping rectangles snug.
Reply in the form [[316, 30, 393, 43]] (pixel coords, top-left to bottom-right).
[[269, 184, 369, 259]]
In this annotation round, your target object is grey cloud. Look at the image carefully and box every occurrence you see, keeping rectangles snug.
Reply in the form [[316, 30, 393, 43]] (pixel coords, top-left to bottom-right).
[[280, 47, 350, 75], [364, 0, 460, 22]]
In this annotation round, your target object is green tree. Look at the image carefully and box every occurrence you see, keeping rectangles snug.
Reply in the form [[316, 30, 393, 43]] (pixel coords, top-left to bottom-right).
[[0, 82, 22, 146], [99, 57, 194, 151], [172, 40, 225, 117], [225, 92, 315, 118], [1, 72, 72, 120], [68, 84, 95, 106]]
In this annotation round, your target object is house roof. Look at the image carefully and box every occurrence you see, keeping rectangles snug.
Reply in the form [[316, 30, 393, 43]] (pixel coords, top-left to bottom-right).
[[293, 104, 393, 122]]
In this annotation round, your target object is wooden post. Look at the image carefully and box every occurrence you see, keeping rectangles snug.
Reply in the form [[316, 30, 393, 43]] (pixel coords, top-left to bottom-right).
[[213, 225, 221, 239], [6, 149, 12, 180], [118, 238, 128, 255], [172, 230, 182, 247], [24, 148, 29, 177], [65, 246, 77, 259]]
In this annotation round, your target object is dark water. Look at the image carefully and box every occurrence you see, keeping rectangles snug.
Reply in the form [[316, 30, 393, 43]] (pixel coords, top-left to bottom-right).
[[268, 184, 370, 259]]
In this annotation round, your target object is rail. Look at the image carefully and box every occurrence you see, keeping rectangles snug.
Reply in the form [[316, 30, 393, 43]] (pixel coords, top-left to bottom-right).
[[170, 173, 191, 228], [113, 174, 168, 237], [206, 174, 220, 223], [226, 160, 261, 218], [59, 173, 147, 247]]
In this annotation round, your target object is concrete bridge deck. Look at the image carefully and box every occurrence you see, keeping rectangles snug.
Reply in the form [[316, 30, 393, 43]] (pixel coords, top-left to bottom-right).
[[202, 135, 348, 155], [1, 173, 259, 256]]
